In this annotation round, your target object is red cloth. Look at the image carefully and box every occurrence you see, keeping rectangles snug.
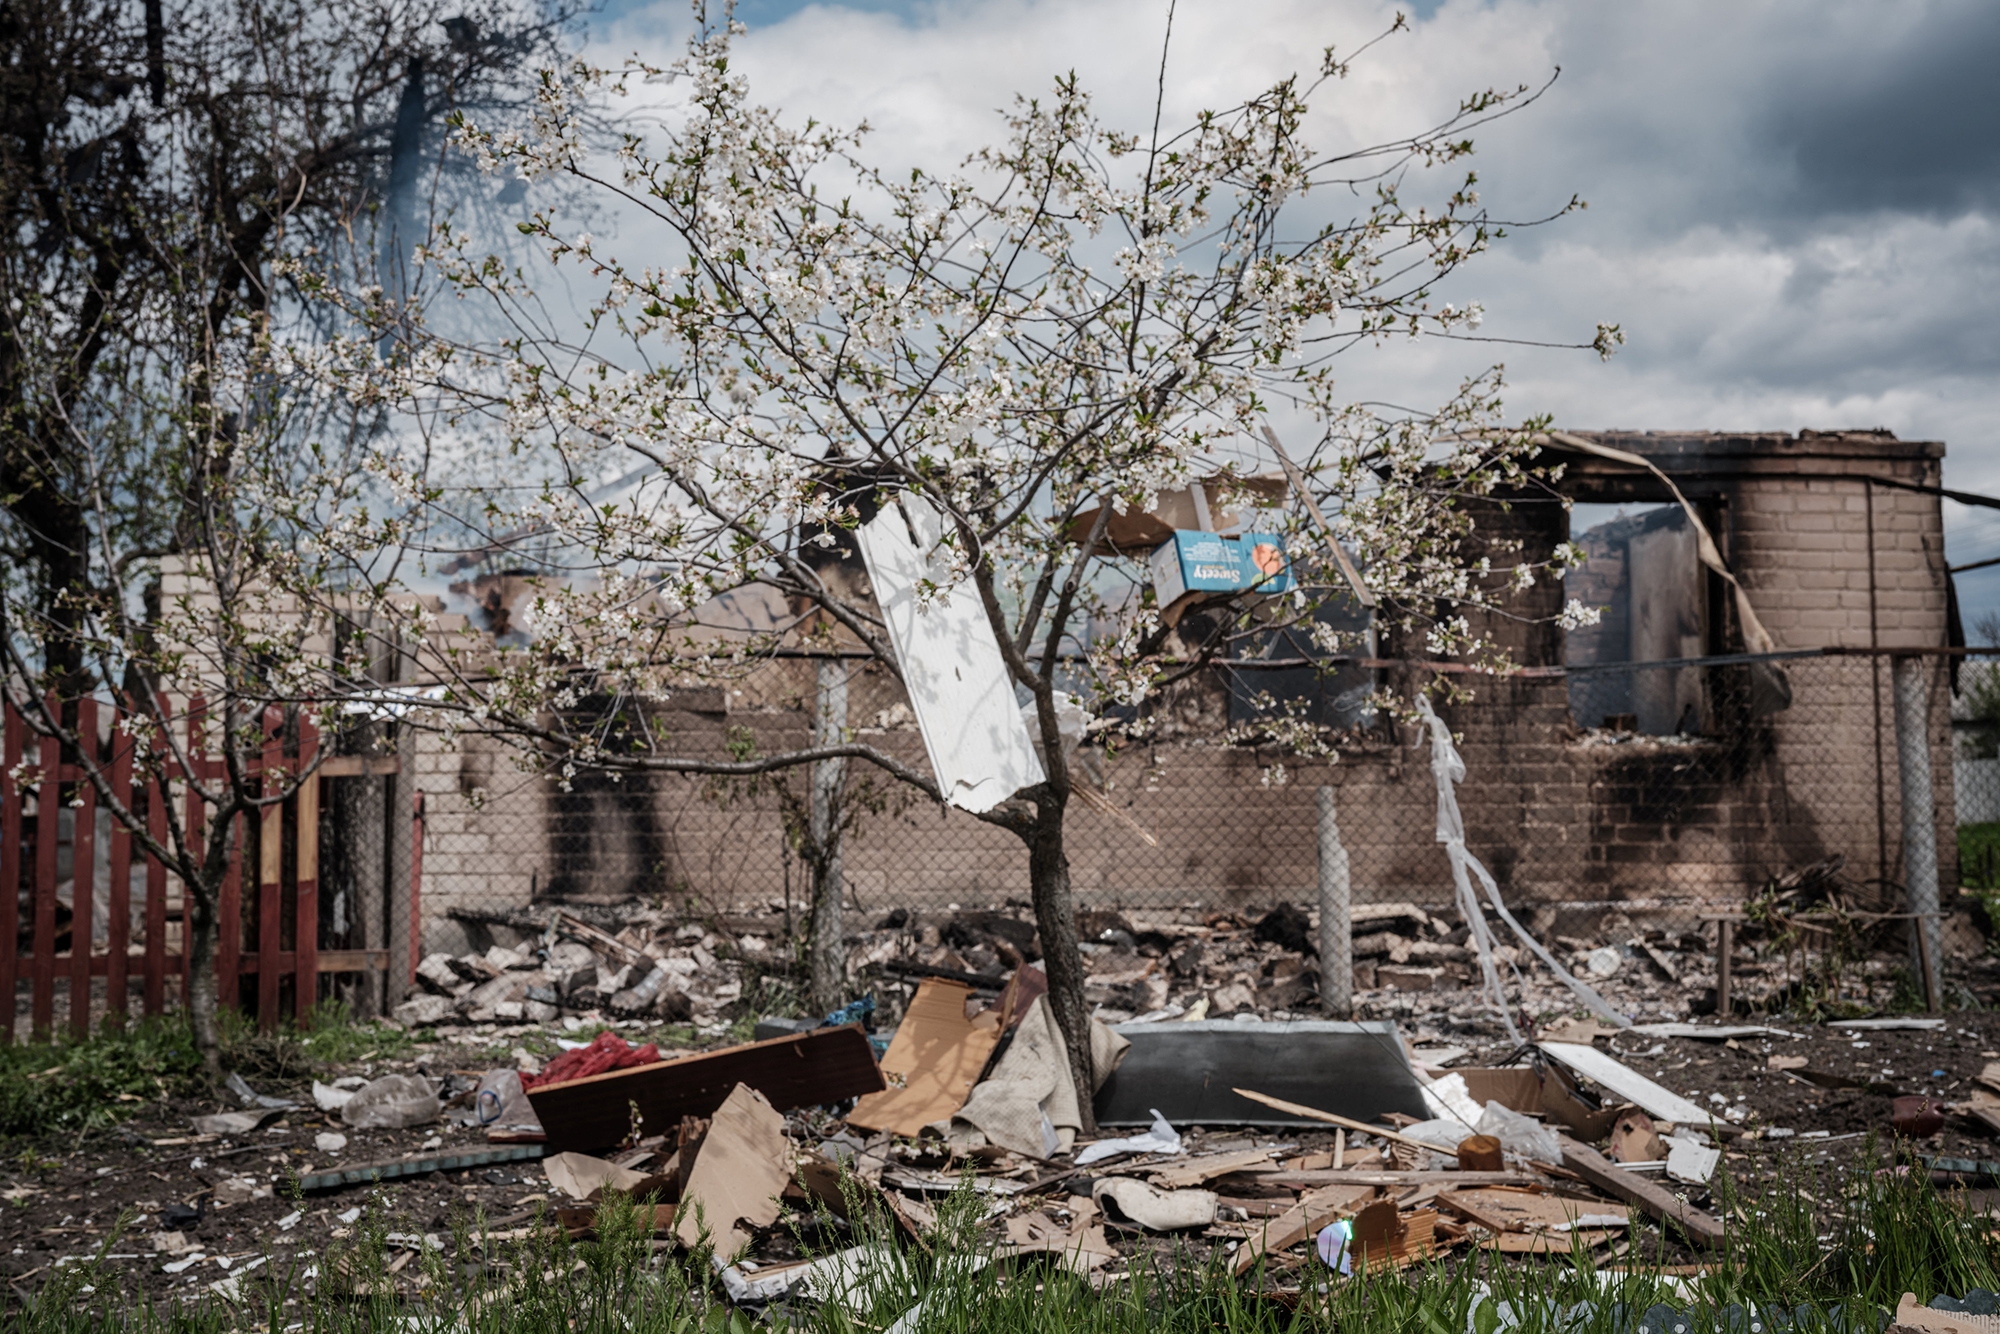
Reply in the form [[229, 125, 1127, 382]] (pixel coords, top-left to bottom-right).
[[519, 1031, 661, 1091]]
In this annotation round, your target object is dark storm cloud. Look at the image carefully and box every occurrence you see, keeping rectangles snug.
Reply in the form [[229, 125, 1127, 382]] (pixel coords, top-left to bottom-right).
[[1763, 2, 2000, 222]]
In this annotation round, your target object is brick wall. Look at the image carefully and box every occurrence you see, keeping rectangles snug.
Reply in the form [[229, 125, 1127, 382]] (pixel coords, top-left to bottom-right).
[[407, 431, 1959, 943]]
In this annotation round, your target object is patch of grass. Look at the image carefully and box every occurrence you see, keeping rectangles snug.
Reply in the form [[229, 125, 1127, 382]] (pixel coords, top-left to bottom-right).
[[0, 1016, 203, 1138], [1960, 822, 2000, 891], [217, 999, 417, 1082]]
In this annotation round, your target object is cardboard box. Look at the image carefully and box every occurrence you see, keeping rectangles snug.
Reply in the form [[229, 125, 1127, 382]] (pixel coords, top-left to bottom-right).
[[1147, 530, 1294, 624], [1066, 474, 1288, 552]]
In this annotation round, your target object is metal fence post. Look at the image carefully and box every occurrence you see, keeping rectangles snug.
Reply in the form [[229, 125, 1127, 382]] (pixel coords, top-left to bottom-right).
[[1317, 786, 1353, 1018], [1892, 654, 1944, 1011]]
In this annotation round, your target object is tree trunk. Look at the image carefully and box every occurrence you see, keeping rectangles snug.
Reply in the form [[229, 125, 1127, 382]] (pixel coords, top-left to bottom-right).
[[1026, 803, 1095, 1134], [805, 658, 848, 1014], [185, 890, 222, 1078]]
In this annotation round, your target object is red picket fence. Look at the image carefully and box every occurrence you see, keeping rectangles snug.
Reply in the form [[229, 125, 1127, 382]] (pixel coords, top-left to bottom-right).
[[0, 694, 411, 1040]]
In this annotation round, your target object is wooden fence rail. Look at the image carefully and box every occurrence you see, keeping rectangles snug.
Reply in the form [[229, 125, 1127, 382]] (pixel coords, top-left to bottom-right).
[[0, 695, 412, 1040]]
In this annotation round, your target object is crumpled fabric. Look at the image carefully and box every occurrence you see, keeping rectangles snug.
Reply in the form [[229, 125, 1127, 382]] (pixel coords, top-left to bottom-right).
[[520, 1032, 661, 1090], [940, 996, 1129, 1159]]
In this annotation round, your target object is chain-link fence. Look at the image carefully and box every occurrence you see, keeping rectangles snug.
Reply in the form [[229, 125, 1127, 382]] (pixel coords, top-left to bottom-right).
[[398, 647, 1990, 1013]]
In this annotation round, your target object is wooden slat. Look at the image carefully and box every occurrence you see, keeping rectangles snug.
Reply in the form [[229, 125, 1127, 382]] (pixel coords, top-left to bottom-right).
[[314, 755, 400, 777], [1229, 1170, 1534, 1188], [144, 706, 169, 1017], [233, 948, 386, 975], [31, 701, 60, 1038], [105, 703, 134, 1023], [0, 703, 23, 1043], [257, 719, 283, 1032], [294, 719, 319, 1027], [1557, 1136, 1725, 1247], [68, 700, 96, 1039]]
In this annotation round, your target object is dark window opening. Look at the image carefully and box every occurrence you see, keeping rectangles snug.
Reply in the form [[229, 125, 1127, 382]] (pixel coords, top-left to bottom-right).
[[1565, 502, 1709, 735]]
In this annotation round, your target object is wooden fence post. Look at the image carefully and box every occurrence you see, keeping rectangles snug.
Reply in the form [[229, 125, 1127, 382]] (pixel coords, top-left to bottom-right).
[[295, 718, 320, 1028], [31, 698, 60, 1039], [0, 703, 21, 1044], [68, 698, 97, 1039], [106, 702, 134, 1024]]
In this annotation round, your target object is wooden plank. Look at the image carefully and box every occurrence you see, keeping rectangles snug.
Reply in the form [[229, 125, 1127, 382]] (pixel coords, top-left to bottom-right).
[[0, 702, 23, 1043], [525, 1025, 888, 1153], [1557, 1135, 1725, 1248], [144, 742, 168, 1018], [1484, 1230, 1616, 1255], [257, 721, 283, 1032], [1230, 1088, 1442, 1152], [1539, 1043, 1713, 1128], [68, 699, 96, 1039], [105, 702, 134, 1023], [295, 720, 319, 1027], [313, 755, 400, 777], [1234, 1170, 1534, 1188], [31, 705, 60, 1039], [1150, 1148, 1285, 1190], [233, 948, 383, 975]]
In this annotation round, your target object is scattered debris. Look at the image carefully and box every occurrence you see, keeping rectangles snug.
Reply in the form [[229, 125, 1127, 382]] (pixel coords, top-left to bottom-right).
[[1557, 1135, 1726, 1247], [191, 1108, 284, 1136], [1608, 1110, 1664, 1164], [1075, 1110, 1182, 1166]]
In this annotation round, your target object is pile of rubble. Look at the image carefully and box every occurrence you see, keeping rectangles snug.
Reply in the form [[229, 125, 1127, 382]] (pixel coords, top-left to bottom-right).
[[413, 892, 1991, 1049]]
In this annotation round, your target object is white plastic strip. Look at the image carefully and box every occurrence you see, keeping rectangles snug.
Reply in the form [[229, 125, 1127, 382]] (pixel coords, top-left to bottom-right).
[[1418, 696, 1628, 1030]]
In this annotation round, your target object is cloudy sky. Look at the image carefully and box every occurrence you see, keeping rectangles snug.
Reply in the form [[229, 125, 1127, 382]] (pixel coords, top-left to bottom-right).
[[581, 0, 2000, 626]]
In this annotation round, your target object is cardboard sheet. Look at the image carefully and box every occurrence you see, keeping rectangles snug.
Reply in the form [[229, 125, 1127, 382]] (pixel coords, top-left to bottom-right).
[[848, 979, 1001, 1136], [543, 1151, 654, 1202], [1004, 1196, 1117, 1272], [674, 1083, 791, 1258]]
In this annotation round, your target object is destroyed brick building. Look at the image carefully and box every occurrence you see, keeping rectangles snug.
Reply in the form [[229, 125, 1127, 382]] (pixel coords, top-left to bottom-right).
[[393, 428, 1960, 982]]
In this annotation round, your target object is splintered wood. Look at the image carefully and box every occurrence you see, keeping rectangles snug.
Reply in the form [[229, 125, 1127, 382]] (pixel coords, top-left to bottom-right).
[[1230, 1184, 1377, 1275]]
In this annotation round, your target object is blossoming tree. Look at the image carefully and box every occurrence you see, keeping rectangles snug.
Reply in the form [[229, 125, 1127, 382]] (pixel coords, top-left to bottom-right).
[[303, 13, 1616, 1114]]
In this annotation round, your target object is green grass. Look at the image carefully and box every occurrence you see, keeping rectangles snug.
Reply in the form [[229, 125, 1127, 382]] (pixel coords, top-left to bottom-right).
[[0, 1016, 204, 1137], [0, 1003, 417, 1140], [216, 999, 417, 1081], [1960, 822, 2000, 892], [9, 1146, 1999, 1332]]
